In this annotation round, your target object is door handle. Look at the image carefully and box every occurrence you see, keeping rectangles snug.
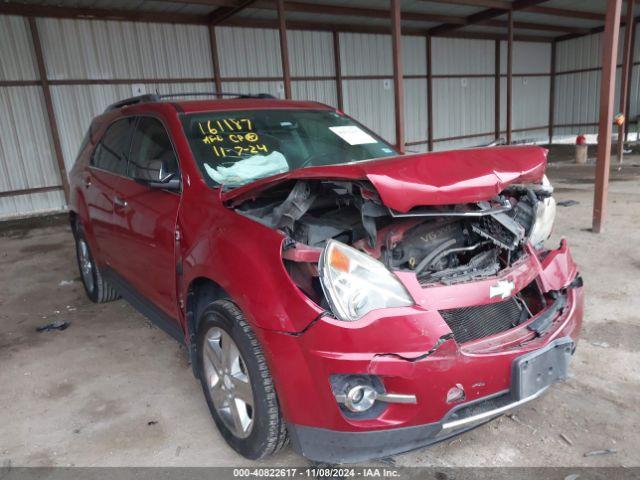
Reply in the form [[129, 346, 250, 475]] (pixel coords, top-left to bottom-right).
[[113, 196, 128, 209]]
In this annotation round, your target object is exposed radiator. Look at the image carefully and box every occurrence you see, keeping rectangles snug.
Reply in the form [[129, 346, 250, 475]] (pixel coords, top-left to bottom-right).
[[439, 297, 528, 344]]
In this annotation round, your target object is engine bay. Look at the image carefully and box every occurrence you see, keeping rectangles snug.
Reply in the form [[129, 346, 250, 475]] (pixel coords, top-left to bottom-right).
[[233, 178, 552, 297]]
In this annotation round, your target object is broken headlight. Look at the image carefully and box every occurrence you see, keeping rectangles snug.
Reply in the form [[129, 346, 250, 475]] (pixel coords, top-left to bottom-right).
[[529, 195, 557, 246], [319, 240, 414, 322]]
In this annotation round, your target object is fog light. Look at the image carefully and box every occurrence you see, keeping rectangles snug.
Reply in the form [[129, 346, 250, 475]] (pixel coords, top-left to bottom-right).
[[345, 385, 377, 412], [331, 374, 417, 415]]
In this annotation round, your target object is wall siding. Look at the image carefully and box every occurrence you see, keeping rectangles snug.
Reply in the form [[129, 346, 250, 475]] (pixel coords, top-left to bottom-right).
[[0, 86, 64, 218], [340, 33, 393, 77], [0, 16, 38, 81], [216, 27, 282, 78], [0, 16, 65, 218], [291, 80, 338, 107], [38, 18, 213, 80], [342, 79, 395, 145], [1, 13, 608, 219], [287, 30, 334, 77], [433, 77, 495, 141], [553, 29, 626, 138]]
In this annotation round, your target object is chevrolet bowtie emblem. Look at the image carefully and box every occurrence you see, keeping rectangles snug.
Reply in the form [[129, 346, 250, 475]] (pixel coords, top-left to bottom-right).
[[489, 279, 515, 299]]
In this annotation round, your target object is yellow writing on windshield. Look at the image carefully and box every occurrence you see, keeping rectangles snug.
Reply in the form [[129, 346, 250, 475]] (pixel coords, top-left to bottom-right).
[[196, 118, 270, 158]]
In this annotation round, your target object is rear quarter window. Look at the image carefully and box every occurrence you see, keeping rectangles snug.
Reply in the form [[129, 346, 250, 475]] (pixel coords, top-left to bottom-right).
[[91, 117, 136, 176]]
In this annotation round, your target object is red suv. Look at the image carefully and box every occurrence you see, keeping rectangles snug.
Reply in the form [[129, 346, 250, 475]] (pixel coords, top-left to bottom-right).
[[69, 93, 583, 463]]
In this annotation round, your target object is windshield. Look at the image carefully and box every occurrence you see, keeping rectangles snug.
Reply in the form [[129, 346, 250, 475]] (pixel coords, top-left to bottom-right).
[[181, 109, 397, 188]]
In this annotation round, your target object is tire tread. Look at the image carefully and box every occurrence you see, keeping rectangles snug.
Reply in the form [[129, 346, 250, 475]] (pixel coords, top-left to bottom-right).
[[74, 225, 120, 304], [205, 299, 288, 459]]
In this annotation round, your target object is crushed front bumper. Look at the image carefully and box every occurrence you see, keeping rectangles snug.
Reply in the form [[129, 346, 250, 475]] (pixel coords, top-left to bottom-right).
[[256, 241, 583, 463], [287, 336, 576, 463]]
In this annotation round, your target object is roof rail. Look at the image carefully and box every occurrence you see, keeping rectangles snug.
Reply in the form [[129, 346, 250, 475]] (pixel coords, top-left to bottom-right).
[[104, 92, 276, 112], [161, 92, 277, 100], [104, 94, 160, 112]]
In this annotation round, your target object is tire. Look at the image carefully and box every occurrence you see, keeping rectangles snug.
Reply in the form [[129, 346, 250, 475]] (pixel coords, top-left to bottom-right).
[[74, 226, 120, 303], [197, 299, 288, 460]]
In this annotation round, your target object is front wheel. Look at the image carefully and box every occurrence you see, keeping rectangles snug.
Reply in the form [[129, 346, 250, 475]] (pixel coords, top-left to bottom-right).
[[197, 299, 288, 459]]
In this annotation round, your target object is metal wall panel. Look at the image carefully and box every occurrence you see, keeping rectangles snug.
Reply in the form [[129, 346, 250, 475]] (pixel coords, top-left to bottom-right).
[[431, 37, 494, 75], [552, 29, 626, 138], [0, 15, 38, 81], [500, 76, 550, 136], [38, 18, 213, 80], [342, 79, 395, 144], [5, 14, 614, 217], [510, 128, 548, 144], [554, 71, 600, 126], [402, 35, 427, 76], [404, 78, 427, 144], [291, 80, 337, 107], [340, 33, 393, 76], [0, 190, 66, 219], [432, 77, 494, 141], [434, 134, 495, 152], [51, 82, 216, 172], [629, 65, 640, 119], [553, 69, 621, 129], [0, 86, 65, 218], [500, 41, 551, 74], [406, 143, 429, 154], [221, 80, 283, 98], [624, 30, 640, 120], [555, 126, 598, 138], [556, 32, 602, 71], [287, 30, 334, 77], [556, 28, 625, 73], [216, 27, 282, 78]]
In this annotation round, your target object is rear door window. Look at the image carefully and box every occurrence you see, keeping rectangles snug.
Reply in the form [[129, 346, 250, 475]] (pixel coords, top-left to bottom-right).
[[91, 117, 135, 176], [128, 117, 179, 182]]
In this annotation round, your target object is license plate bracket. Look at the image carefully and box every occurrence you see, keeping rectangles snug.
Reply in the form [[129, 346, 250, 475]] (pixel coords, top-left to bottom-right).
[[511, 336, 574, 400]]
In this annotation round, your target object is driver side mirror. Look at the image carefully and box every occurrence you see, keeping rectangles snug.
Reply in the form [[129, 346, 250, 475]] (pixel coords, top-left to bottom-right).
[[135, 159, 180, 191]]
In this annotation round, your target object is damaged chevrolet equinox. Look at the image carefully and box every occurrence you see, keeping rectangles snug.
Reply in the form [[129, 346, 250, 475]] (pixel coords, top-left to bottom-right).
[[69, 94, 583, 463]]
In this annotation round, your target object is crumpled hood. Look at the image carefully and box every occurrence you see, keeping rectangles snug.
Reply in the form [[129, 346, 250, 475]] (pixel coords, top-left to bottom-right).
[[222, 145, 548, 213]]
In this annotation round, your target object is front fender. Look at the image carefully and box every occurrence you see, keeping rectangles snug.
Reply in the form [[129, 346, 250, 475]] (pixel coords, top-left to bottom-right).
[[180, 201, 322, 333]]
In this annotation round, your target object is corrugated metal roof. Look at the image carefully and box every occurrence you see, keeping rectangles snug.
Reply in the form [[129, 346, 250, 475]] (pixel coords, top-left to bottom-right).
[[3, 0, 616, 41], [15, 0, 212, 14], [514, 11, 601, 30], [544, 0, 607, 13], [463, 25, 563, 39], [403, 0, 482, 17]]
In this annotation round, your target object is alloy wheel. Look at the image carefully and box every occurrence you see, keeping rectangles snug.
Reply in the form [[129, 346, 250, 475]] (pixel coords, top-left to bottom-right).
[[77, 239, 95, 293], [202, 326, 255, 439]]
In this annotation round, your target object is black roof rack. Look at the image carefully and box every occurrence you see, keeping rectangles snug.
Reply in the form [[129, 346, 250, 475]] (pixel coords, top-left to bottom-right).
[[104, 92, 277, 113]]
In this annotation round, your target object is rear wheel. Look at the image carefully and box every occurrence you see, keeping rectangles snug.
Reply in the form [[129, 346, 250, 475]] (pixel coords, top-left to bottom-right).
[[197, 299, 288, 459], [74, 227, 119, 303]]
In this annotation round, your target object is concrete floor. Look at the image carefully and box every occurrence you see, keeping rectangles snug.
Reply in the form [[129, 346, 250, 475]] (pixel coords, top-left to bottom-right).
[[1, 159, 639, 467]]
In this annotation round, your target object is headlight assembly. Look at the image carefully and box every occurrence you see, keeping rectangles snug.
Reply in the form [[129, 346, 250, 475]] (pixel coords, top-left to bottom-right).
[[319, 240, 414, 322], [529, 195, 556, 246], [509, 174, 556, 246]]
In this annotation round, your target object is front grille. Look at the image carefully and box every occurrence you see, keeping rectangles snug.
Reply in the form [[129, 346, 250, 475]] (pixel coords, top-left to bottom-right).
[[439, 297, 528, 344]]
